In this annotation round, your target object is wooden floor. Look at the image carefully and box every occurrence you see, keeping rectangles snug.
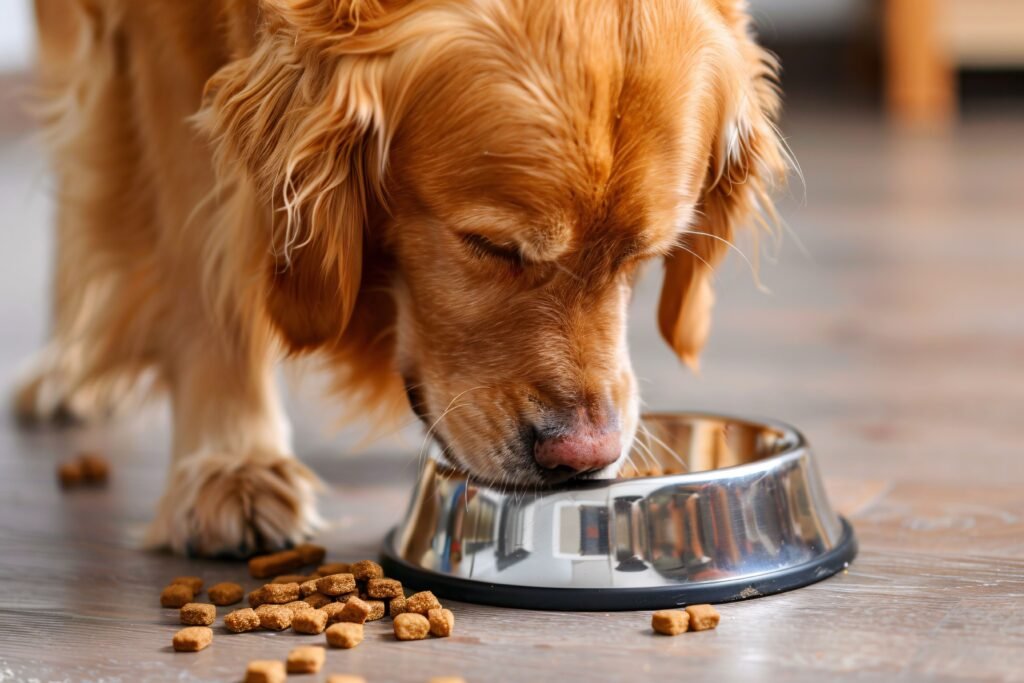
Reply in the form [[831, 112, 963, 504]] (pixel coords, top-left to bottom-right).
[[1, 103, 1023, 682]]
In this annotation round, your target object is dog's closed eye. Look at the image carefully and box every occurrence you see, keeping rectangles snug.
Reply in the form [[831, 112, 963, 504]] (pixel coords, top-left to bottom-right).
[[459, 232, 527, 266]]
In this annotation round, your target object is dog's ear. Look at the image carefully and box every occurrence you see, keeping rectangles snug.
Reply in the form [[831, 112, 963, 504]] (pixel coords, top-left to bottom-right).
[[658, 4, 787, 369], [200, 1, 397, 350]]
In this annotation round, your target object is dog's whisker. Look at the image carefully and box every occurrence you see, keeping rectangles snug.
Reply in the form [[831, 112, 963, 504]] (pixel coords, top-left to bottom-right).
[[639, 422, 689, 471]]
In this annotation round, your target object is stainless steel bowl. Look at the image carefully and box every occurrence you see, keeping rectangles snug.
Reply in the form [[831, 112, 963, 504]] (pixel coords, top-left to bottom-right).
[[381, 413, 856, 610]]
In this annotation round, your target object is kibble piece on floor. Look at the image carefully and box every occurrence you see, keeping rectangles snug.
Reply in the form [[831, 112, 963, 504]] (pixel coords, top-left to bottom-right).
[[57, 460, 83, 488], [249, 549, 304, 579], [326, 622, 364, 649], [172, 626, 213, 652], [350, 560, 384, 581], [393, 612, 430, 641], [286, 645, 326, 674], [78, 452, 110, 483], [292, 608, 329, 634], [366, 578, 403, 599], [300, 579, 320, 597], [284, 600, 314, 615], [336, 591, 357, 603], [208, 581, 244, 606], [273, 573, 310, 584], [651, 610, 689, 636], [321, 602, 347, 624], [260, 582, 300, 604], [257, 604, 293, 630], [389, 595, 407, 617], [245, 660, 286, 683], [365, 600, 386, 621], [406, 591, 442, 615], [339, 597, 372, 624], [180, 602, 216, 626], [428, 608, 455, 637], [160, 584, 194, 608], [684, 604, 720, 631], [316, 573, 356, 596], [327, 677, 367, 683], [304, 592, 331, 609], [225, 608, 261, 633], [317, 562, 350, 577], [296, 543, 327, 565]]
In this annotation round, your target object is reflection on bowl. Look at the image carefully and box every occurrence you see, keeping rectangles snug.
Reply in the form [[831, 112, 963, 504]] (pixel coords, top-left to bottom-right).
[[381, 412, 857, 611]]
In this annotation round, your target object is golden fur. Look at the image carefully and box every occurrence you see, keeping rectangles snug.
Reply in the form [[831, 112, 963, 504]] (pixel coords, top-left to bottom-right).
[[19, 0, 786, 555]]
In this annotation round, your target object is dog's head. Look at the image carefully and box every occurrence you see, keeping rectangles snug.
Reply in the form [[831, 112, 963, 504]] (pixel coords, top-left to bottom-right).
[[203, 0, 786, 486]]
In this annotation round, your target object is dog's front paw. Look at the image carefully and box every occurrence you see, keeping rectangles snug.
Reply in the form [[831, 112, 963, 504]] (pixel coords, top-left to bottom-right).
[[145, 450, 323, 557]]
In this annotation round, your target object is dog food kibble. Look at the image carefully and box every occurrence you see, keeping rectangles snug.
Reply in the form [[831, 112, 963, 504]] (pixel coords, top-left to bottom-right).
[[295, 543, 327, 566], [57, 460, 83, 488], [225, 608, 261, 633], [78, 452, 110, 483], [256, 604, 293, 630], [249, 549, 304, 579], [172, 626, 213, 652], [260, 582, 301, 604], [160, 583, 194, 608], [284, 599, 314, 615], [325, 622, 364, 649], [208, 581, 244, 606], [428, 608, 455, 637], [179, 602, 216, 626], [651, 610, 689, 635], [327, 677, 367, 683], [365, 599, 386, 621], [286, 645, 325, 674], [339, 596, 372, 624], [304, 592, 331, 609], [389, 595, 408, 617], [406, 591, 442, 615], [321, 602, 347, 624], [171, 576, 204, 594], [244, 660, 286, 683], [366, 577, 403, 599], [300, 579, 320, 597], [317, 573, 356, 596], [350, 559, 384, 581], [292, 607, 329, 634], [393, 612, 431, 641], [685, 604, 721, 631], [317, 562, 351, 577]]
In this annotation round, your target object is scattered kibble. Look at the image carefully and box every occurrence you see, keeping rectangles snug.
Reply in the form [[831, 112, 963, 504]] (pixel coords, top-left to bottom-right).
[[389, 595, 407, 617], [350, 560, 384, 581], [179, 603, 215, 626], [651, 610, 689, 635], [208, 582, 244, 606], [225, 608, 261, 633], [244, 660, 286, 683], [406, 591, 441, 615], [292, 608, 328, 634], [160, 584, 194, 608], [248, 549, 304, 579], [393, 612, 431, 641], [428, 608, 455, 637], [172, 626, 212, 652], [366, 578, 403, 599], [256, 604, 293, 631], [327, 677, 367, 683], [325, 622, 364, 649], [317, 573, 356, 596], [304, 592, 331, 609], [286, 645, 325, 674], [684, 604, 720, 631], [339, 596, 371, 624]]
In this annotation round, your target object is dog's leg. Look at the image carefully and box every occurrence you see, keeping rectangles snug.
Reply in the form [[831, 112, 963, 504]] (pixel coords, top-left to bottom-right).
[[145, 324, 322, 557]]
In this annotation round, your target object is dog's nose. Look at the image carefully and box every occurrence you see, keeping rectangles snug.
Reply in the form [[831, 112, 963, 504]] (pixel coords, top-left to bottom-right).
[[534, 423, 621, 475]]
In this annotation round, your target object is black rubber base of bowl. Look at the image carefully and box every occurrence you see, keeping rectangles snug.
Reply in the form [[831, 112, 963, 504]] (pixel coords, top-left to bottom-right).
[[380, 518, 857, 611]]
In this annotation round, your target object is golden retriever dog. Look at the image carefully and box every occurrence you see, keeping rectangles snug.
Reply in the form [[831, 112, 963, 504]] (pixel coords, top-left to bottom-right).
[[18, 0, 785, 556]]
